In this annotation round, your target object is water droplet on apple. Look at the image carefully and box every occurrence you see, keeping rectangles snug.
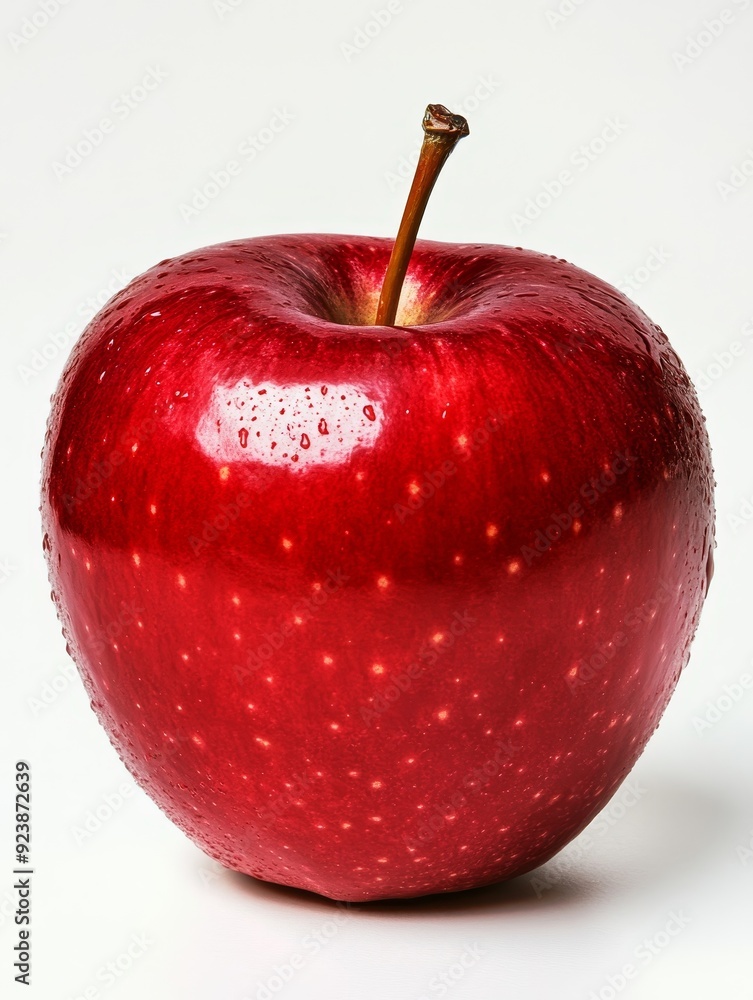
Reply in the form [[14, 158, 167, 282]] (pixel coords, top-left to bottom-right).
[[300, 433, 311, 449], [318, 418, 328, 435], [238, 428, 249, 448], [363, 405, 376, 421]]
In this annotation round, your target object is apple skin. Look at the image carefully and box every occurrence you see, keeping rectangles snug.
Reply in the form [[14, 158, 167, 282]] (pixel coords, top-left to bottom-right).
[[41, 234, 714, 902]]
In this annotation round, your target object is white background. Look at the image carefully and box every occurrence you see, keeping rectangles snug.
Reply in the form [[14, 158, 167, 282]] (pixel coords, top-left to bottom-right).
[[1, 0, 752, 997]]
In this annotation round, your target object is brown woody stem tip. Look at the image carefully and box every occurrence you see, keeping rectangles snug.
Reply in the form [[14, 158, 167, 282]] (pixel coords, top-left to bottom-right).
[[374, 104, 469, 327]]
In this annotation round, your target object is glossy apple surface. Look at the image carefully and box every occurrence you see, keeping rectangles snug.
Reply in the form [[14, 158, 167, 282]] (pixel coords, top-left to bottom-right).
[[41, 235, 714, 901]]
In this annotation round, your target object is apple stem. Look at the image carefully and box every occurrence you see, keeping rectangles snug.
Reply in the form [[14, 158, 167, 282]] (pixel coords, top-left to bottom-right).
[[375, 104, 469, 327]]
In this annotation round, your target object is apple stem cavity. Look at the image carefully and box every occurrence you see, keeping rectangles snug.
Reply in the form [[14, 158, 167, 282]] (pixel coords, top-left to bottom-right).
[[375, 104, 469, 327]]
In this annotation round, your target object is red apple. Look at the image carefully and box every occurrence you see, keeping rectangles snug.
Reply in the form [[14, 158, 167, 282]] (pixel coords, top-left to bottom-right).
[[40, 108, 714, 902]]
